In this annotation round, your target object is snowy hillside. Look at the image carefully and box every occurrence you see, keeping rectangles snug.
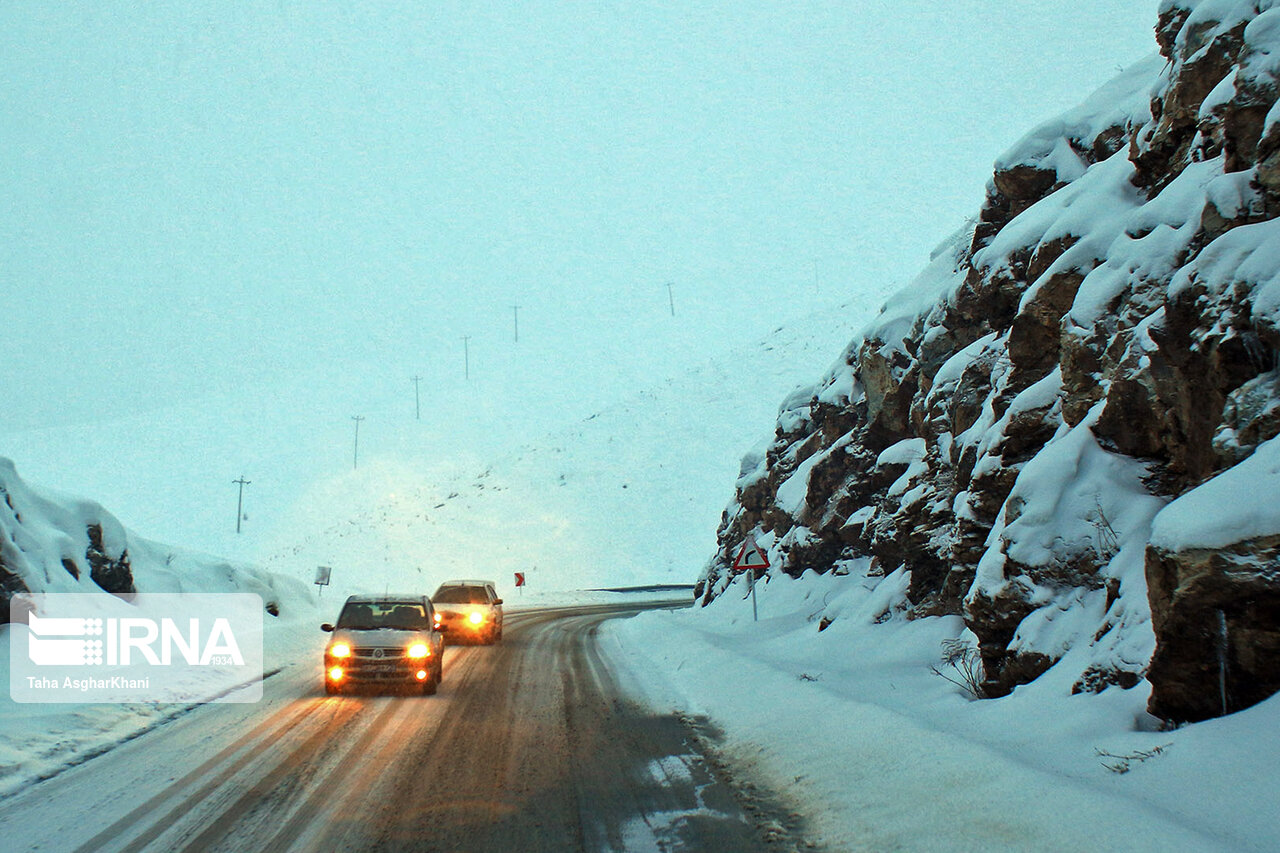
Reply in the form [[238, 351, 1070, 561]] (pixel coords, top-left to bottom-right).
[[0, 459, 314, 794], [0, 456, 299, 606], [248, 296, 875, 600], [703, 0, 1280, 725]]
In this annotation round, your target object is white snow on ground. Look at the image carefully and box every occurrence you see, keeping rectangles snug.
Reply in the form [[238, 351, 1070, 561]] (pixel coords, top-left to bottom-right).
[[606, 577, 1280, 852]]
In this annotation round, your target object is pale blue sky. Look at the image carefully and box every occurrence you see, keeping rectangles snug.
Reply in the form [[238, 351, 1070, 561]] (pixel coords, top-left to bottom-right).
[[3, 1, 1157, 428]]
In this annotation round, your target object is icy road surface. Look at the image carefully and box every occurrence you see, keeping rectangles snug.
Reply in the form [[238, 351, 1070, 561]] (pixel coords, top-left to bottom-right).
[[0, 600, 813, 852]]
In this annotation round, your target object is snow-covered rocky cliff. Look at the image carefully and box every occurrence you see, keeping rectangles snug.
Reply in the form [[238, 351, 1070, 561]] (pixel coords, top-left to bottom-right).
[[0, 457, 296, 614], [700, 0, 1280, 723]]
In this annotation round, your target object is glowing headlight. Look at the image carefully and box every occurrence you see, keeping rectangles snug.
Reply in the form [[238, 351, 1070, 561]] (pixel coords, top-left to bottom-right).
[[329, 643, 351, 658], [408, 643, 431, 658], [328, 666, 344, 681], [468, 611, 484, 625]]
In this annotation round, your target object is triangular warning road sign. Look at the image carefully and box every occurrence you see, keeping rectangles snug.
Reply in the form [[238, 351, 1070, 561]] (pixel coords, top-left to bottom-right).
[[732, 539, 770, 573]]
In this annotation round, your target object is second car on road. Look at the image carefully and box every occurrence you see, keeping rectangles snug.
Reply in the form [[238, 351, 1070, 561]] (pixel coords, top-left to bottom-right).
[[431, 580, 504, 645]]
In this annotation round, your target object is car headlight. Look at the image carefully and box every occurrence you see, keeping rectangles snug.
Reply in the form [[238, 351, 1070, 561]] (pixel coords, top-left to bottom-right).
[[328, 666, 344, 681], [468, 611, 484, 625], [408, 643, 431, 658], [329, 643, 351, 658]]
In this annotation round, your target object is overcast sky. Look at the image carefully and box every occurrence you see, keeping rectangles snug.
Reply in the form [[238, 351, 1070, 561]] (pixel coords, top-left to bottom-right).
[[3, 1, 1157, 430]]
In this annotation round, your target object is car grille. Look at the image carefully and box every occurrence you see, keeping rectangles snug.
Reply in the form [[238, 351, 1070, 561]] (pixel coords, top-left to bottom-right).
[[352, 647, 404, 659]]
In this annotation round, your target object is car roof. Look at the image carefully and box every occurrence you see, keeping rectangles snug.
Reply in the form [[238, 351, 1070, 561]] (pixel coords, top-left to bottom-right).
[[343, 594, 428, 604], [435, 579, 496, 588]]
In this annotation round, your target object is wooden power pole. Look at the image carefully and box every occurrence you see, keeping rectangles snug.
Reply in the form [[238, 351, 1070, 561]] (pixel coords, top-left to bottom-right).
[[233, 476, 250, 534]]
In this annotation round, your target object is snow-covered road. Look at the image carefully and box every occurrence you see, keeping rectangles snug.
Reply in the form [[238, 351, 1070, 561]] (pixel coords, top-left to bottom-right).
[[0, 599, 811, 853]]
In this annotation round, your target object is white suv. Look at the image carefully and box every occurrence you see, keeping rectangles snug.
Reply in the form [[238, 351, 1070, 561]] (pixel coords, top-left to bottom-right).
[[431, 580, 504, 645]]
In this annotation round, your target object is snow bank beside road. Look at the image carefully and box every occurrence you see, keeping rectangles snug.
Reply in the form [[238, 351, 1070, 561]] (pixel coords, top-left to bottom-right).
[[606, 572, 1279, 851], [0, 602, 323, 799], [0, 457, 319, 798]]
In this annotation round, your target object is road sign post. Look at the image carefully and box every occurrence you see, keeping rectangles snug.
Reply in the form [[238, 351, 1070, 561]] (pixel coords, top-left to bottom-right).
[[514, 572, 525, 596], [732, 539, 770, 622], [315, 565, 332, 597]]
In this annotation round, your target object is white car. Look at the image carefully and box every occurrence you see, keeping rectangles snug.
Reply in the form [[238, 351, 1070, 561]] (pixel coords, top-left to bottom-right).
[[431, 580, 504, 644], [321, 594, 445, 694]]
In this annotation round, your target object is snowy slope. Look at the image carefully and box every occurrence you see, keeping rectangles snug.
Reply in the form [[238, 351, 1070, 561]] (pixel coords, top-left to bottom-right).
[[0, 458, 315, 795], [610, 578, 1280, 851], [0, 456, 303, 603], [249, 296, 873, 601]]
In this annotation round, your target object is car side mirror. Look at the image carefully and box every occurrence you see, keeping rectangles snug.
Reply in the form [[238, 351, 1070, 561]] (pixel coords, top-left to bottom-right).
[[493, 598, 503, 605], [321, 623, 334, 632]]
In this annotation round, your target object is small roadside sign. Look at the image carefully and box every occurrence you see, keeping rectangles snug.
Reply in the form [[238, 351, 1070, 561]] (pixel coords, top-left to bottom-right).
[[514, 572, 525, 588], [315, 566, 332, 596], [732, 540, 770, 573], [732, 539, 768, 623]]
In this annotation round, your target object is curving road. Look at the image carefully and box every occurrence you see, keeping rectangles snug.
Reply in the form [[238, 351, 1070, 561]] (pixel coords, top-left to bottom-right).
[[0, 600, 814, 852]]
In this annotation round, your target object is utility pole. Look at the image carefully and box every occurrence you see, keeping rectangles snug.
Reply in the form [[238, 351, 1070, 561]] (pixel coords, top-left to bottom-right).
[[461, 335, 471, 380], [411, 375, 422, 420], [665, 281, 676, 317], [512, 305, 521, 343], [233, 476, 250, 534], [351, 415, 364, 470]]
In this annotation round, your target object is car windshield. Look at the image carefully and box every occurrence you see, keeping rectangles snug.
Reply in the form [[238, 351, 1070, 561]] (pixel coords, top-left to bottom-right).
[[433, 587, 489, 605], [336, 601, 429, 630]]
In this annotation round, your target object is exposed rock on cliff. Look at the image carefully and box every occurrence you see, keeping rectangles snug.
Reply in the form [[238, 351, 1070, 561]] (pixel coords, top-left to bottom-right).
[[700, 0, 1280, 722], [0, 458, 137, 616]]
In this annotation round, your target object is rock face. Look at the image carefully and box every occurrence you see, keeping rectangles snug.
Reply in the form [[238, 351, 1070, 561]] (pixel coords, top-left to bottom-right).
[[0, 458, 138, 619], [700, 0, 1280, 722]]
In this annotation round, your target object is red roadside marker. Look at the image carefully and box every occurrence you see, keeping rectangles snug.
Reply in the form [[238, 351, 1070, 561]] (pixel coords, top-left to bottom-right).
[[732, 540, 770, 573]]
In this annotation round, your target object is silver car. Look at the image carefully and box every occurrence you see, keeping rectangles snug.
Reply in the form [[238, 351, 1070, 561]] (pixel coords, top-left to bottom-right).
[[321, 594, 445, 695], [431, 580, 504, 645]]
